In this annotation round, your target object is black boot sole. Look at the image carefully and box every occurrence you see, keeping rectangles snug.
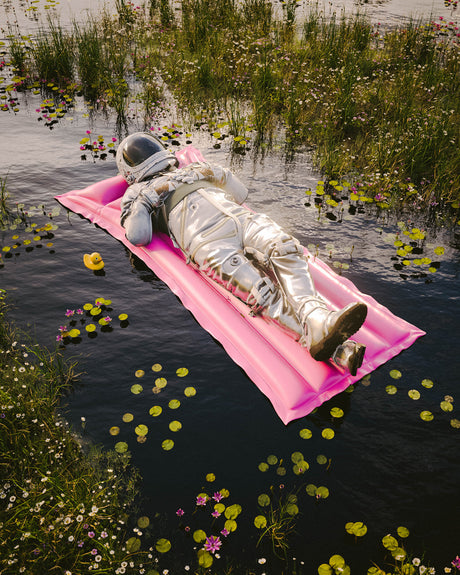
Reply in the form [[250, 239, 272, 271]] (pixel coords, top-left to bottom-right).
[[309, 303, 368, 362], [348, 344, 366, 377]]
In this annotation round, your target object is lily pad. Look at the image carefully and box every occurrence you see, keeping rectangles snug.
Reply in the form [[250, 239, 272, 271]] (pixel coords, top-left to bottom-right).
[[397, 526, 410, 538], [299, 428, 312, 439], [168, 399, 180, 409], [206, 473, 216, 482], [258, 462, 269, 472], [135, 424, 148, 436], [131, 384, 143, 394], [224, 519, 237, 532], [420, 410, 434, 421], [267, 454, 278, 465], [408, 389, 420, 400], [450, 419, 460, 429], [85, 324, 96, 332], [330, 407, 344, 418], [386, 384, 398, 395], [316, 486, 330, 499], [184, 386, 196, 397], [389, 369, 402, 379], [258, 493, 271, 507], [169, 420, 182, 432], [306, 484, 317, 496], [162, 439, 174, 451], [152, 363, 162, 371], [137, 516, 150, 528], [421, 378, 434, 388], [440, 401, 453, 412], [155, 538, 171, 553], [122, 413, 134, 423], [322, 428, 335, 440], [176, 367, 189, 377], [316, 454, 328, 465], [225, 504, 242, 519], [155, 377, 167, 389], [254, 515, 267, 529], [291, 451, 304, 464], [109, 426, 120, 436], [118, 313, 128, 321], [135, 370, 145, 378], [115, 441, 128, 453], [126, 537, 141, 552], [149, 406, 162, 417], [193, 529, 207, 543], [197, 549, 213, 568]]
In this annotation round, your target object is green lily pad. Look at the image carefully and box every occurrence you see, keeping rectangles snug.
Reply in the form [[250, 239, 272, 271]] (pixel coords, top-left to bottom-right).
[[421, 378, 434, 388], [276, 466, 286, 476], [68, 329, 80, 338], [330, 407, 344, 418], [316, 486, 330, 499], [131, 384, 143, 394], [155, 377, 167, 389], [397, 526, 410, 538], [162, 439, 174, 451], [258, 493, 271, 507], [254, 515, 267, 529], [318, 564, 333, 575], [286, 503, 299, 515], [151, 363, 162, 372], [440, 401, 453, 412], [389, 369, 402, 379], [408, 389, 420, 400], [135, 424, 148, 436], [299, 428, 312, 439], [168, 399, 180, 409], [118, 313, 128, 321], [206, 473, 216, 482], [169, 420, 182, 432], [155, 538, 171, 553], [267, 454, 278, 465], [224, 519, 237, 532], [420, 410, 434, 421], [346, 521, 367, 536], [316, 454, 328, 465], [109, 426, 120, 436], [193, 529, 207, 543], [291, 451, 304, 463], [197, 549, 213, 568], [115, 441, 128, 453], [322, 428, 335, 440], [126, 537, 141, 552], [225, 504, 242, 519], [306, 484, 317, 496], [176, 367, 189, 377], [149, 406, 162, 417], [386, 384, 398, 395], [137, 516, 150, 528], [258, 462, 269, 472], [122, 413, 134, 423], [293, 460, 309, 474], [382, 534, 398, 550], [135, 370, 145, 378], [184, 386, 196, 397]]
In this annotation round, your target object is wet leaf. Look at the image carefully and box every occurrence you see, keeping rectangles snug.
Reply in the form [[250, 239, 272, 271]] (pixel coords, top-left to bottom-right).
[[322, 428, 335, 440], [193, 529, 207, 543], [316, 454, 328, 465], [115, 441, 128, 453], [397, 526, 410, 538], [408, 389, 420, 400], [267, 454, 278, 465], [155, 538, 171, 553], [224, 519, 237, 532], [184, 386, 196, 397], [176, 367, 189, 377], [135, 424, 148, 436], [450, 419, 460, 429], [151, 363, 162, 371], [421, 378, 434, 388], [389, 369, 402, 379], [126, 537, 141, 552], [131, 384, 143, 394], [155, 377, 167, 389], [135, 370, 145, 378], [306, 484, 317, 496], [206, 473, 215, 482], [197, 549, 213, 568], [168, 399, 180, 409], [122, 413, 134, 423], [386, 385, 398, 395], [440, 401, 453, 412], [382, 534, 398, 550], [118, 313, 128, 321], [258, 493, 270, 507], [254, 515, 267, 529], [162, 439, 174, 450], [169, 420, 182, 432], [330, 407, 344, 418], [109, 426, 120, 436], [420, 410, 434, 421], [258, 462, 269, 472], [299, 428, 312, 439], [291, 451, 304, 463], [85, 324, 96, 332], [149, 406, 162, 417], [137, 516, 150, 528]]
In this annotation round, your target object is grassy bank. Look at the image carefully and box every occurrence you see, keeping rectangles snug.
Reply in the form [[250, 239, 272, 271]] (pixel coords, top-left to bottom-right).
[[1, 0, 459, 205], [0, 290, 162, 575]]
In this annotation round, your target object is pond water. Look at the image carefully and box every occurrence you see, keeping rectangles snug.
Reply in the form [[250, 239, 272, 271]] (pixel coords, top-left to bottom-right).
[[1, 1, 460, 573]]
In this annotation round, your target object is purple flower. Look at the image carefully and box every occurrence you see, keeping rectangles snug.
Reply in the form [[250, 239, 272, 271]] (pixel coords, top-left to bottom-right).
[[103, 316, 112, 322], [56, 335, 63, 342], [452, 556, 460, 569], [211, 510, 221, 518], [204, 535, 222, 554], [77, 541, 84, 548], [59, 326, 67, 332], [88, 531, 95, 538], [65, 309, 75, 317], [76, 309, 84, 315], [220, 528, 229, 537], [212, 492, 223, 502], [91, 548, 98, 555], [176, 508, 184, 517], [196, 496, 207, 506], [101, 531, 108, 538]]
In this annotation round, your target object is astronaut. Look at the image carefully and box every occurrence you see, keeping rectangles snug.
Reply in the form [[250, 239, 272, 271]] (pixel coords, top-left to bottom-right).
[[117, 132, 368, 375]]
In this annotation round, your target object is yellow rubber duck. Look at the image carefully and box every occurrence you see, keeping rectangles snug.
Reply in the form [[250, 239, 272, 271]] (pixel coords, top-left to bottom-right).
[[83, 252, 105, 270]]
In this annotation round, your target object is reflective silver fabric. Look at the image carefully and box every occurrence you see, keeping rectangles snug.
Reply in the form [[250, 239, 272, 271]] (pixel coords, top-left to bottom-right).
[[168, 187, 325, 339]]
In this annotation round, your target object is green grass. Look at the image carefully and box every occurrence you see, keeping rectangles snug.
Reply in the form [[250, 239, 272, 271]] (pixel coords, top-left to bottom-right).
[[0, 291, 158, 574], [3, 2, 460, 201]]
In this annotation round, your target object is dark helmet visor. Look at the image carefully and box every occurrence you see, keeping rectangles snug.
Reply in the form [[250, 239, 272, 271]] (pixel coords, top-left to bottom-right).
[[122, 134, 165, 167]]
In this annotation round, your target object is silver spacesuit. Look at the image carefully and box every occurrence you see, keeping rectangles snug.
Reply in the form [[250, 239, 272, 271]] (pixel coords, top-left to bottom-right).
[[117, 132, 367, 374]]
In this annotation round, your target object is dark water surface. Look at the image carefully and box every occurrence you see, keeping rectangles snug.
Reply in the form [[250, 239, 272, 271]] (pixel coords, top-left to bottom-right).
[[1, 2, 460, 573]]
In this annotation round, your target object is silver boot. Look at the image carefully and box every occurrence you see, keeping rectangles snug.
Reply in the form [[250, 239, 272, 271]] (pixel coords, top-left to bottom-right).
[[301, 301, 368, 362], [332, 340, 366, 376]]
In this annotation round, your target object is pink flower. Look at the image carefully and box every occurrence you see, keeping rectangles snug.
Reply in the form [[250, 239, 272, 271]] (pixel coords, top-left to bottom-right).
[[204, 535, 221, 554], [196, 495, 207, 506], [211, 510, 221, 518], [212, 492, 223, 502], [452, 556, 460, 569], [88, 531, 95, 538], [176, 508, 184, 516], [220, 528, 229, 537], [65, 309, 75, 317]]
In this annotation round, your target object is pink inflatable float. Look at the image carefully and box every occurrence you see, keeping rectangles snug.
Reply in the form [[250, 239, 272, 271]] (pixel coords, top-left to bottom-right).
[[56, 146, 425, 424]]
